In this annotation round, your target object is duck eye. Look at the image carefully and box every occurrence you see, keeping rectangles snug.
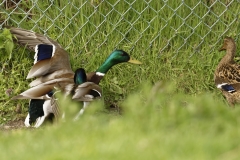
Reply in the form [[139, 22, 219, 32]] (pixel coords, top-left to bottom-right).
[[120, 52, 127, 56]]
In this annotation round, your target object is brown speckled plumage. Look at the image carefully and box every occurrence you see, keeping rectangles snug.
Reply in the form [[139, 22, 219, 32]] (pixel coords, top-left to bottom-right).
[[214, 37, 240, 106]]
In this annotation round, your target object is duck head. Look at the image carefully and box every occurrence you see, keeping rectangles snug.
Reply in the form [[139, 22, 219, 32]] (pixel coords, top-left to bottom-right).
[[107, 50, 142, 64], [219, 37, 236, 51], [96, 50, 142, 74]]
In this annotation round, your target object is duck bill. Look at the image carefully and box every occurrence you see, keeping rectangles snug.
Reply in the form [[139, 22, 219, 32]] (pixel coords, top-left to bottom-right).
[[219, 41, 226, 51], [128, 58, 142, 64], [219, 46, 225, 51]]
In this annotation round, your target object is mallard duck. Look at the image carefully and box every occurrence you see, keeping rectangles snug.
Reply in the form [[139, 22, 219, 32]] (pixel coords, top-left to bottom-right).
[[20, 68, 102, 127], [8, 27, 142, 86], [214, 36, 240, 106], [9, 27, 142, 126]]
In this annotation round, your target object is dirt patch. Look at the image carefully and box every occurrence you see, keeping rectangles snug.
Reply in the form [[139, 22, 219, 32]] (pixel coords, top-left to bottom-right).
[[0, 118, 25, 131]]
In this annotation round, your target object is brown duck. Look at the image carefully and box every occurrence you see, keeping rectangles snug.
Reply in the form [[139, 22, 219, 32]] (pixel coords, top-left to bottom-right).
[[214, 36, 240, 106]]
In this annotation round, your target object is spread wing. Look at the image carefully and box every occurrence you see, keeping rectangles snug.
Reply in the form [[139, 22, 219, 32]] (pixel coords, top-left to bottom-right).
[[11, 78, 74, 100], [7, 27, 62, 50], [7, 27, 74, 84]]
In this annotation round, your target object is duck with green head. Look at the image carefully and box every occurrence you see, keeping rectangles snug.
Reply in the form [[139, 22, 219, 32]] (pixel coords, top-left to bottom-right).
[[7, 27, 141, 86], [9, 27, 142, 127], [87, 49, 142, 84]]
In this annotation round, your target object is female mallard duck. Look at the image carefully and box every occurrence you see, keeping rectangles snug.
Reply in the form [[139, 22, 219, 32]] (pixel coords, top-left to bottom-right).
[[214, 36, 240, 106], [21, 68, 102, 127]]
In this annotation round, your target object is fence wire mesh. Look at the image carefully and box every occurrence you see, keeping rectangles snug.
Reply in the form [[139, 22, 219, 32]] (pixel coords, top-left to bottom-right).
[[0, 0, 239, 56]]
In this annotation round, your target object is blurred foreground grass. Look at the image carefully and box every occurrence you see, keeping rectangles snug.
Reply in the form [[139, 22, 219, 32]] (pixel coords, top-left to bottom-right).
[[0, 82, 240, 160]]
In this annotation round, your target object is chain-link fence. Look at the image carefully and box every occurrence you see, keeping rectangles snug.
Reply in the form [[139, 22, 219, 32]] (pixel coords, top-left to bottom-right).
[[0, 0, 239, 56]]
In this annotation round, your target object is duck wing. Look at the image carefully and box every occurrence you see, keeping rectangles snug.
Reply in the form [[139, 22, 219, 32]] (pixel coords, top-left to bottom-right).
[[8, 27, 74, 83], [72, 82, 102, 101], [11, 78, 74, 100], [215, 63, 240, 84], [7, 27, 62, 50], [215, 63, 240, 93]]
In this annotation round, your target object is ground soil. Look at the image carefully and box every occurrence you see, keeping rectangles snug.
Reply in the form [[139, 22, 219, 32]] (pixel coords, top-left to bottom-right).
[[0, 118, 25, 131]]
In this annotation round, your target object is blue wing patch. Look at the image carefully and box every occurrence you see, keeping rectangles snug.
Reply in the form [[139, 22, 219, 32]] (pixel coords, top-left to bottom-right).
[[217, 83, 236, 93], [34, 44, 55, 63]]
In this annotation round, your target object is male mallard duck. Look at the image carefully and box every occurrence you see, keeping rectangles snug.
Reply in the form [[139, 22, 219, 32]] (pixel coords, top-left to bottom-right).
[[214, 36, 240, 106], [9, 27, 142, 126], [8, 27, 142, 86], [21, 68, 102, 127]]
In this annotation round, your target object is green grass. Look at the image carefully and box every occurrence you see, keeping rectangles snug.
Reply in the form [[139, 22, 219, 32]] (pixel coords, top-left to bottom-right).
[[0, 0, 240, 159], [1, 0, 236, 121], [1, 83, 240, 159]]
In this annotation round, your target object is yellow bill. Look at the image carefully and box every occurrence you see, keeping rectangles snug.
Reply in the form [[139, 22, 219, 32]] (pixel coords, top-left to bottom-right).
[[128, 58, 142, 64]]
